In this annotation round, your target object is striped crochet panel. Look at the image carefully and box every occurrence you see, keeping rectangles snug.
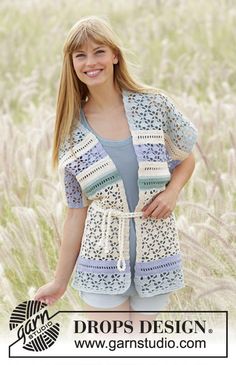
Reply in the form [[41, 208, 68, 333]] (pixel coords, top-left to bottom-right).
[[57, 89, 197, 296], [71, 257, 131, 294]]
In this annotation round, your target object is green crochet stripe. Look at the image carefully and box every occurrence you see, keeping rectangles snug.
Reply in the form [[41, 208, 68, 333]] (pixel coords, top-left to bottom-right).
[[138, 176, 171, 190], [85, 170, 121, 196]]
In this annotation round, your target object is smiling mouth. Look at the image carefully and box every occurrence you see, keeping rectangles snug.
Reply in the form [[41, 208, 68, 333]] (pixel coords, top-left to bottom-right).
[[84, 69, 103, 77]]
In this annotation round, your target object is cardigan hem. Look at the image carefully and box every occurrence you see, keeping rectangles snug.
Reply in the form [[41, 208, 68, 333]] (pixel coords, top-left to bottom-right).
[[71, 280, 185, 297], [71, 278, 132, 296], [133, 283, 185, 298]]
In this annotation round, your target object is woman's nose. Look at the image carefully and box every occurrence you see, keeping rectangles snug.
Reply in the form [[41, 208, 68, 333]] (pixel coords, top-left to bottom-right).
[[85, 55, 97, 66]]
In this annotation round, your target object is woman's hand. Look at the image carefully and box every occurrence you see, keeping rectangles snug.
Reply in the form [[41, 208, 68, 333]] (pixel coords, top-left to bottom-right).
[[142, 187, 179, 219], [142, 153, 195, 219], [33, 280, 67, 306]]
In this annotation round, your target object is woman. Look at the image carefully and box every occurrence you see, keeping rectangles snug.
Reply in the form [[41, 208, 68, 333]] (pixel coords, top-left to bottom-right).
[[34, 15, 197, 330]]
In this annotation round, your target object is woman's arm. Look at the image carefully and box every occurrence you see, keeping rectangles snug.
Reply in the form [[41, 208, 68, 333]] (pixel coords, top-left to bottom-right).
[[53, 207, 88, 289], [142, 153, 196, 219], [165, 152, 196, 195]]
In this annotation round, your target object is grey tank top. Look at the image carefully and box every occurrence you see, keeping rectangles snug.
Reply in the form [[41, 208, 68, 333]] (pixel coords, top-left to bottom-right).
[[80, 109, 139, 279]]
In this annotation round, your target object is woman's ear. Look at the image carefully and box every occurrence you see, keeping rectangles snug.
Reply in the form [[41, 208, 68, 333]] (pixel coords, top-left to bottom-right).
[[113, 50, 119, 64]]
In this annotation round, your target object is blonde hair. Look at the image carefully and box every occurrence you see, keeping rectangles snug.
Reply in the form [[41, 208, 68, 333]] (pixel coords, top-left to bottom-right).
[[51, 15, 171, 171]]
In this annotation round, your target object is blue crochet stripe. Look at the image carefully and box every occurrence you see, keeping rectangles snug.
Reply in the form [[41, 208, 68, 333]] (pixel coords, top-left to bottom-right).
[[76, 257, 130, 274], [135, 254, 182, 276], [75, 255, 181, 276]]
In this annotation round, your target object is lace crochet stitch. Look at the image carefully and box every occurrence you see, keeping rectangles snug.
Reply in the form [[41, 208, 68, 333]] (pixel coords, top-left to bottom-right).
[[58, 90, 198, 297]]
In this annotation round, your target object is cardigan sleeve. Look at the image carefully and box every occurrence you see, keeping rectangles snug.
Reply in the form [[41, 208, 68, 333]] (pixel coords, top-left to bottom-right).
[[58, 165, 90, 208], [160, 93, 198, 173]]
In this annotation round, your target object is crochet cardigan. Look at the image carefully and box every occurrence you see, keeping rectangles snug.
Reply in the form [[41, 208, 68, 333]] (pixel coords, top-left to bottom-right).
[[58, 90, 198, 297]]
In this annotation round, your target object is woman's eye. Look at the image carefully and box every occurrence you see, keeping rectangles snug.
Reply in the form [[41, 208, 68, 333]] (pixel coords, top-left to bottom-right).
[[75, 50, 105, 58]]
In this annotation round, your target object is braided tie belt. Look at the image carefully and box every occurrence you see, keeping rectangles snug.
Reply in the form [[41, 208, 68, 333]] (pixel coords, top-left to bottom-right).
[[92, 201, 144, 272]]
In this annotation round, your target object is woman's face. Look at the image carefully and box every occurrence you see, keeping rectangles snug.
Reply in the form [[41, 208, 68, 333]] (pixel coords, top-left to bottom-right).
[[72, 38, 118, 87]]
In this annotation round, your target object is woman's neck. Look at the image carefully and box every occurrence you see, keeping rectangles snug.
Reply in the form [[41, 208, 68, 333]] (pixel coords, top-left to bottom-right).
[[84, 85, 123, 114]]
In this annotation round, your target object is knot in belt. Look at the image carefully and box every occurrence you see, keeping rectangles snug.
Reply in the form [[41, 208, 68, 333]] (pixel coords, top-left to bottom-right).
[[92, 202, 143, 272]]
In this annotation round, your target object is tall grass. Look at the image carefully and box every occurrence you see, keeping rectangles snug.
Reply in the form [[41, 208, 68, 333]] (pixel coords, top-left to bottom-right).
[[0, 0, 235, 330]]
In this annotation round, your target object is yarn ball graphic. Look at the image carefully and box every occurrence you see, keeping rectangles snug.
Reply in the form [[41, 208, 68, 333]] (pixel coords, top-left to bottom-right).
[[9, 300, 60, 351]]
